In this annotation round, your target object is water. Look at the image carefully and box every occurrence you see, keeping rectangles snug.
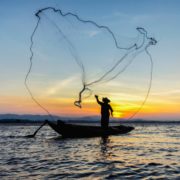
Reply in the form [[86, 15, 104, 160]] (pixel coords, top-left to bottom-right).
[[0, 123, 179, 179]]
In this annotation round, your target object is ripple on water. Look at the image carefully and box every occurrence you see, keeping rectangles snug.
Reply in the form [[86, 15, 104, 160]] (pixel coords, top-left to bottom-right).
[[0, 124, 179, 179]]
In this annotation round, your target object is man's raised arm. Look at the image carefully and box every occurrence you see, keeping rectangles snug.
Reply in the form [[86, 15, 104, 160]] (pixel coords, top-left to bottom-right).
[[95, 95, 102, 105]]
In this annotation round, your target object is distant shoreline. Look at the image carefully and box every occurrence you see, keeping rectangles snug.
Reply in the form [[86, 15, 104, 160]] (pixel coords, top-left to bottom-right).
[[0, 114, 179, 123], [0, 119, 180, 126]]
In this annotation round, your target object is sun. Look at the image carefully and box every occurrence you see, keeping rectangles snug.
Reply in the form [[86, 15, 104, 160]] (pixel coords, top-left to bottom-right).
[[113, 111, 124, 118]]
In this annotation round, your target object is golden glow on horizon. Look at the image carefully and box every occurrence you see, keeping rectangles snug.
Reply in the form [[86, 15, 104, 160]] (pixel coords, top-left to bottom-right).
[[0, 92, 180, 120], [112, 111, 123, 118]]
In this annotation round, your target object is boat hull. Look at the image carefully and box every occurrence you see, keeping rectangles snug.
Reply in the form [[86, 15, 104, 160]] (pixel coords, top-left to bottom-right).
[[46, 120, 134, 138]]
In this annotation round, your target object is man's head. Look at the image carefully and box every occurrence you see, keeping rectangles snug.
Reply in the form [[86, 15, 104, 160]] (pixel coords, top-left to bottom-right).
[[102, 97, 110, 103]]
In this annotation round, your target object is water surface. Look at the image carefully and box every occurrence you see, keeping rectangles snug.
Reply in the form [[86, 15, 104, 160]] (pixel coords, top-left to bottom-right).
[[0, 123, 179, 179]]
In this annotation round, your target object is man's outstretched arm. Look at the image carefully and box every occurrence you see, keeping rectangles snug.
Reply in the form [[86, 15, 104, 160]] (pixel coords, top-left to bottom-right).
[[95, 95, 102, 105]]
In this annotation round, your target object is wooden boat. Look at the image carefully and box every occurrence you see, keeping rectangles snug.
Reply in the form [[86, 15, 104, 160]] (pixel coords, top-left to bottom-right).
[[46, 120, 134, 138]]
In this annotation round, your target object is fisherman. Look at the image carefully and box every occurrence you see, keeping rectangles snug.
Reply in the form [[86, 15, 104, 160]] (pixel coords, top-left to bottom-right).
[[95, 95, 113, 130]]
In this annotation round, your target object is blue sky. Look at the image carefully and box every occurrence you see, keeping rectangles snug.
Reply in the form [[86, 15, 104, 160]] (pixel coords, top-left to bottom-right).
[[0, 0, 180, 120]]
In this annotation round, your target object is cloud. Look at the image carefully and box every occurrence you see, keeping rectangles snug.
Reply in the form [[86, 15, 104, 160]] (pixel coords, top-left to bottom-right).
[[131, 14, 155, 23], [151, 89, 180, 96], [45, 75, 79, 96], [87, 30, 100, 38], [112, 12, 130, 19], [102, 11, 164, 25]]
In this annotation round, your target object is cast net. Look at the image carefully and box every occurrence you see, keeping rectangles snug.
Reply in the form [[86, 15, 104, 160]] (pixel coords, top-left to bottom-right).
[[25, 7, 157, 120]]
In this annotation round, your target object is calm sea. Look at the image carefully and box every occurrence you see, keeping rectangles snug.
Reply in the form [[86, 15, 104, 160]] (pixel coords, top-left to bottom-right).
[[0, 123, 179, 179]]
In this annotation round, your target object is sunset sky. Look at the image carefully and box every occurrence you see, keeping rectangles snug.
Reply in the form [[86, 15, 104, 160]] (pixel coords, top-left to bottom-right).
[[0, 0, 180, 120]]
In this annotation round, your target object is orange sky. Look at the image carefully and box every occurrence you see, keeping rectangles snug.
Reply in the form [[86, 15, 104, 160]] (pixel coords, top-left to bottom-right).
[[1, 92, 179, 120]]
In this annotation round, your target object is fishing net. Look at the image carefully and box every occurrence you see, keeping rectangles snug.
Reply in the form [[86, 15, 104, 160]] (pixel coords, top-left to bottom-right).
[[25, 7, 157, 119]]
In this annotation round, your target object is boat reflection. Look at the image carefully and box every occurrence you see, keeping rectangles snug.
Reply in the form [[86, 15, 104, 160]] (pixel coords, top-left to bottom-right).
[[99, 136, 113, 159]]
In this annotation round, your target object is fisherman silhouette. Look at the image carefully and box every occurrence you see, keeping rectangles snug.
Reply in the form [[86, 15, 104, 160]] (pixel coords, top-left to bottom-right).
[[95, 95, 113, 130]]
